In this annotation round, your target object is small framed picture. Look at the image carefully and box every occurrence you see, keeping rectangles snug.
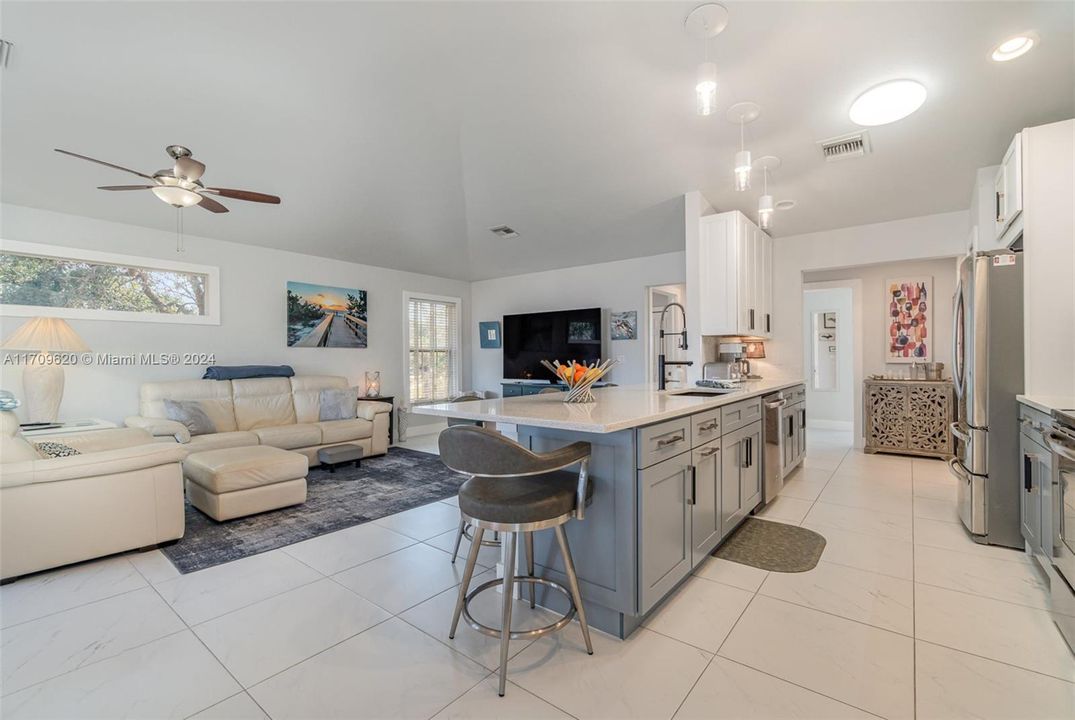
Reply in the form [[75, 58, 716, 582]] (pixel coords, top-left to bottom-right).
[[822, 312, 837, 329], [479, 321, 501, 349]]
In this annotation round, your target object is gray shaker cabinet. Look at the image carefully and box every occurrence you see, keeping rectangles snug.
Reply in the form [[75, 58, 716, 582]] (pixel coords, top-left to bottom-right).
[[690, 439, 722, 567], [721, 421, 762, 537], [638, 451, 692, 613]]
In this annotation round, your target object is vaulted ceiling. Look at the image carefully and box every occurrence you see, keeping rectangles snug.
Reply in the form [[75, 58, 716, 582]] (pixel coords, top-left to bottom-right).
[[2, 2, 1072, 280]]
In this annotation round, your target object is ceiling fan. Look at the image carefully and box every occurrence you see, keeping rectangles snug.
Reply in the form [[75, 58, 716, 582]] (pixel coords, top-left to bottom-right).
[[54, 145, 281, 213]]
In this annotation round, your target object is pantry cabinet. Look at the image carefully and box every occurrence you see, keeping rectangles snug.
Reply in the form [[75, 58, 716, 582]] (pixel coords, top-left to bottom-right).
[[696, 211, 773, 338]]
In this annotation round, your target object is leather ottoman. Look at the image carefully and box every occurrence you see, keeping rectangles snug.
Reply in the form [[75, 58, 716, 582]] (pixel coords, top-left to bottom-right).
[[183, 445, 308, 521]]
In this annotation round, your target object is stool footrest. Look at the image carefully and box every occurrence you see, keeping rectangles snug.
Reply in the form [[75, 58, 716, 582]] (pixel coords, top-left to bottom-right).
[[462, 577, 576, 641], [461, 524, 502, 548]]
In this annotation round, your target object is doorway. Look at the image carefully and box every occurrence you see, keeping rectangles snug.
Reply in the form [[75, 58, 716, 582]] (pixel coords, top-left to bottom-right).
[[802, 285, 855, 434], [647, 283, 687, 388]]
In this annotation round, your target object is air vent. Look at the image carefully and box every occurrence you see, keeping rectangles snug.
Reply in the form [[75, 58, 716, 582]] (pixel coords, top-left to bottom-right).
[[489, 225, 519, 240], [817, 131, 871, 162]]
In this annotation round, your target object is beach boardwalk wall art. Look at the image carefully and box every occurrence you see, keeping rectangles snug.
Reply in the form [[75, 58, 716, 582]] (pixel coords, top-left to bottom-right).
[[287, 281, 368, 348], [886, 277, 931, 362]]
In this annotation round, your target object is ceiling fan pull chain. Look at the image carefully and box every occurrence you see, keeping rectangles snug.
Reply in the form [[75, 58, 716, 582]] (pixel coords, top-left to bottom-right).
[[175, 208, 185, 253]]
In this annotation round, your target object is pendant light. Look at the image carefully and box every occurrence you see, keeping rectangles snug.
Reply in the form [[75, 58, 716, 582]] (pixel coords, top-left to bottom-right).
[[754, 156, 780, 231], [684, 4, 729, 117], [727, 102, 760, 192]]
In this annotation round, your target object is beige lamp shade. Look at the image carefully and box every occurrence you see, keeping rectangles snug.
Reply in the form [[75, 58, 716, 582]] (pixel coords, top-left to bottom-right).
[[1, 317, 90, 352], [2, 317, 89, 423]]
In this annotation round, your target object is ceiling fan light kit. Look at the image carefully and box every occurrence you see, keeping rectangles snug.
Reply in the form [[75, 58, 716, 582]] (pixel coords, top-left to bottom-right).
[[55, 145, 281, 213]]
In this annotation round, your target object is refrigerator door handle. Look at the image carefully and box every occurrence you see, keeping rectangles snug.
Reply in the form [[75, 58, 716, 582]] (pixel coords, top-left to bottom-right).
[[950, 421, 971, 444], [951, 278, 965, 400]]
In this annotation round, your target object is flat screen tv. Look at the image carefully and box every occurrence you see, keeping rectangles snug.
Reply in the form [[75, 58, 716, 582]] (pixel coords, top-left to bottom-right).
[[503, 307, 603, 381]]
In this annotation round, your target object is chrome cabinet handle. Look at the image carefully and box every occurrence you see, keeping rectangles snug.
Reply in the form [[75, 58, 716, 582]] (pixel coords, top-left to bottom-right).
[[687, 466, 696, 505], [656, 433, 685, 448], [700, 446, 720, 458], [698, 421, 719, 433]]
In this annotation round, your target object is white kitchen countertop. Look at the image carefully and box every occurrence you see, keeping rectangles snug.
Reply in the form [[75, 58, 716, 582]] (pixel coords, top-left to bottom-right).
[[1017, 394, 1075, 414], [411, 378, 804, 434]]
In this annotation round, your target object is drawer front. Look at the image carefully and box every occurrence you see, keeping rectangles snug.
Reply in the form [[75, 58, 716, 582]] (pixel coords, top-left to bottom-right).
[[1019, 404, 1050, 446], [691, 409, 722, 447], [637, 417, 692, 469], [502, 384, 524, 397], [785, 385, 807, 405], [721, 397, 762, 435]]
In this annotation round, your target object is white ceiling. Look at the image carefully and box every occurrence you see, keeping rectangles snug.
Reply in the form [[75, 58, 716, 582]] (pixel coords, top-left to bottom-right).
[[2, 2, 1072, 280]]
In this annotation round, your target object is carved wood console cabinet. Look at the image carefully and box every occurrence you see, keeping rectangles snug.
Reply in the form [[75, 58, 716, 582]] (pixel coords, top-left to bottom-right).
[[864, 379, 955, 459]]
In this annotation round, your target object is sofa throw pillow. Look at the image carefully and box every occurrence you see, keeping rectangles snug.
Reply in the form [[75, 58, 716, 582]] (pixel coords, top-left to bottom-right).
[[319, 388, 358, 421], [163, 399, 217, 436], [33, 441, 81, 458]]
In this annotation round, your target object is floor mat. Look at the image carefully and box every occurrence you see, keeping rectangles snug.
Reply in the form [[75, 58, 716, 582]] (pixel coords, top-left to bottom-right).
[[713, 518, 826, 573]]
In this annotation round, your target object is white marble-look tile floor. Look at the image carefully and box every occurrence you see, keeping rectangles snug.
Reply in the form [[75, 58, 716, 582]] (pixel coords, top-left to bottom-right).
[[1, 429, 1072, 719]]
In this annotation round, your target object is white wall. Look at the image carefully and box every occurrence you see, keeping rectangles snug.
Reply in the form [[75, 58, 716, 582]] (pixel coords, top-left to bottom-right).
[[0, 204, 471, 425], [802, 286, 854, 429], [805, 258, 959, 376], [765, 211, 967, 380], [470, 252, 687, 392]]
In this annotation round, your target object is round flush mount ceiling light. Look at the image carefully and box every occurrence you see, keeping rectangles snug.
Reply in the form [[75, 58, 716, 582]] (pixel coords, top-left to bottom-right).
[[849, 79, 927, 126], [991, 32, 1038, 62]]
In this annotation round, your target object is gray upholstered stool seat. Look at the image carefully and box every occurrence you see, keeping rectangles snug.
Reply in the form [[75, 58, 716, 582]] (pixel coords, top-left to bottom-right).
[[459, 471, 595, 525]]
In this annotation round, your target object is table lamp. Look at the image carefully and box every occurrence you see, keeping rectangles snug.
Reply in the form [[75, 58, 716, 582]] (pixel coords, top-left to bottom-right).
[[1, 317, 90, 422]]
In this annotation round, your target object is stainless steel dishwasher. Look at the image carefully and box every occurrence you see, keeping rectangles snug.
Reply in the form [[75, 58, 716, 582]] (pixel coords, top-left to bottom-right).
[[762, 390, 789, 504]]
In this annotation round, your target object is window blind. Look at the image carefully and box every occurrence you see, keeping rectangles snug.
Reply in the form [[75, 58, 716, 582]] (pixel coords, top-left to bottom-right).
[[408, 297, 460, 404]]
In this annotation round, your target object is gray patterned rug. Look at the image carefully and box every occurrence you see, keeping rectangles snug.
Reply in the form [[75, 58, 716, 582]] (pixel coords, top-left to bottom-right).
[[161, 447, 464, 574], [714, 518, 826, 573]]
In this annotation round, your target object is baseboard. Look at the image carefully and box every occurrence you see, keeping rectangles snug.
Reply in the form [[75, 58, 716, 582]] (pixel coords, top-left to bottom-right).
[[404, 421, 447, 438], [809, 419, 853, 431]]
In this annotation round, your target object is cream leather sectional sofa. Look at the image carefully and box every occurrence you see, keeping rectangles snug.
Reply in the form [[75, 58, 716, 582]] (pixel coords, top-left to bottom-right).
[[1, 414, 187, 581], [124, 375, 392, 465]]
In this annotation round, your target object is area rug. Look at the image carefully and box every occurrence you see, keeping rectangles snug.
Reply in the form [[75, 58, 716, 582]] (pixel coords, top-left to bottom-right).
[[713, 518, 826, 573], [160, 447, 464, 574]]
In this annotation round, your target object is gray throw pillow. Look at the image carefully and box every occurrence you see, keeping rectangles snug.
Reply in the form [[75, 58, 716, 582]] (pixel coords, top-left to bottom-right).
[[33, 441, 81, 458], [319, 388, 357, 421], [163, 399, 217, 436]]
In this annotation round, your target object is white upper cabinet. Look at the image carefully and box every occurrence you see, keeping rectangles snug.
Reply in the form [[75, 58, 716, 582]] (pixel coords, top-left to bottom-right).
[[994, 132, 1023, 242], [695, 211, 773, 338]]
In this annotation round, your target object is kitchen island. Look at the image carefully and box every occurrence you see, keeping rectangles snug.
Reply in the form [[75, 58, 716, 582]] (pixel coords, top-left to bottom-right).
[[412, 379, 804, 638]]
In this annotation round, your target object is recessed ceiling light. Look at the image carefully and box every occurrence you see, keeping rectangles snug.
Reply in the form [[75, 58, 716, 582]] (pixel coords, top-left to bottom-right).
[[992, 32, 1038, 62], [849, 80, 927, 127], [776, 200, 796, 211]]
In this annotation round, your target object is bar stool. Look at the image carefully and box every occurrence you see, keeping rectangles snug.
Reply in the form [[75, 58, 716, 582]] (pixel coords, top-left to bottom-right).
[[445, 392, 501, 562], [438, 425, 594, 696]]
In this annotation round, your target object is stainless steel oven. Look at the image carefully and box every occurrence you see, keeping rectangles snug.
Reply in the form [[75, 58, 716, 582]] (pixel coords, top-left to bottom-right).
[[1044, 409, 1075, 652]]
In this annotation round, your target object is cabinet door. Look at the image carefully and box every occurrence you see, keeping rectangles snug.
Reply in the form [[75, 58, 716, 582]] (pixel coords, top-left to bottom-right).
[[1020, 433, 1043, 552], [638, 452, 693, 613], [865, 383, 909, 450], [698, 214, 740, 336], [737, 218, 757, 335], [995, 133, 1022, 239], [784, 410, 795, 469], [760, 231, 773, 337], [906, 384, 952, 455], [690, 441, 722, 566], [740, 422, 763, 513], [797, 405, 807, 459]]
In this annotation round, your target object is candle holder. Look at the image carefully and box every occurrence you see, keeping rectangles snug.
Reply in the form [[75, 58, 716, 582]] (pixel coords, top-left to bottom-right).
[[364, 371, 381, 398]]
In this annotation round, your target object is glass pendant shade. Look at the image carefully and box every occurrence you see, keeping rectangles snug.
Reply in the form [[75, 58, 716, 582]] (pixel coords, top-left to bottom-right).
[[152, 186, 203, 208], [758, 194, 774, 229], [734, 149, 752, 191], [695, 62, 718, 116]]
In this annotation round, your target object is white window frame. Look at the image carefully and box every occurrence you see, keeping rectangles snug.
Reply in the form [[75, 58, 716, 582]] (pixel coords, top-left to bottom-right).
[[403, 290, 462, 406], [0, 239, 221, 325]]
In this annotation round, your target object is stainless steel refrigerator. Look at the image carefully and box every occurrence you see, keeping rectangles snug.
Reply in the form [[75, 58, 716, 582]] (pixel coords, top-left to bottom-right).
[[948, 250, 1024, 548]]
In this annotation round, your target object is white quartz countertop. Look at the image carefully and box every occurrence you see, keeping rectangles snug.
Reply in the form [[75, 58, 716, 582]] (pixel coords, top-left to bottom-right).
[[411, 378, 805, 434], [1017, 394, 1075, 414]]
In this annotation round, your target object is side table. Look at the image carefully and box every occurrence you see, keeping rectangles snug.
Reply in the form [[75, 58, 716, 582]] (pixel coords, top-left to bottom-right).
[[362, 395, 395, 444]]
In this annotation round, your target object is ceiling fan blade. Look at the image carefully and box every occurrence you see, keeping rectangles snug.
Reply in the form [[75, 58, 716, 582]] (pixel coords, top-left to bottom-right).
[[202, 187, 281, 204], [197, 194, 229, 213], [174, 156, 206, 182], [97, 185, 156, 191], [54, 149, 155, 180]]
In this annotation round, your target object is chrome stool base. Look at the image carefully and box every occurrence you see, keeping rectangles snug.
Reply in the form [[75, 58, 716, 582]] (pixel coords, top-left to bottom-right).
[[461, 576, 576, 641], [451, 522, 501, 563]]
